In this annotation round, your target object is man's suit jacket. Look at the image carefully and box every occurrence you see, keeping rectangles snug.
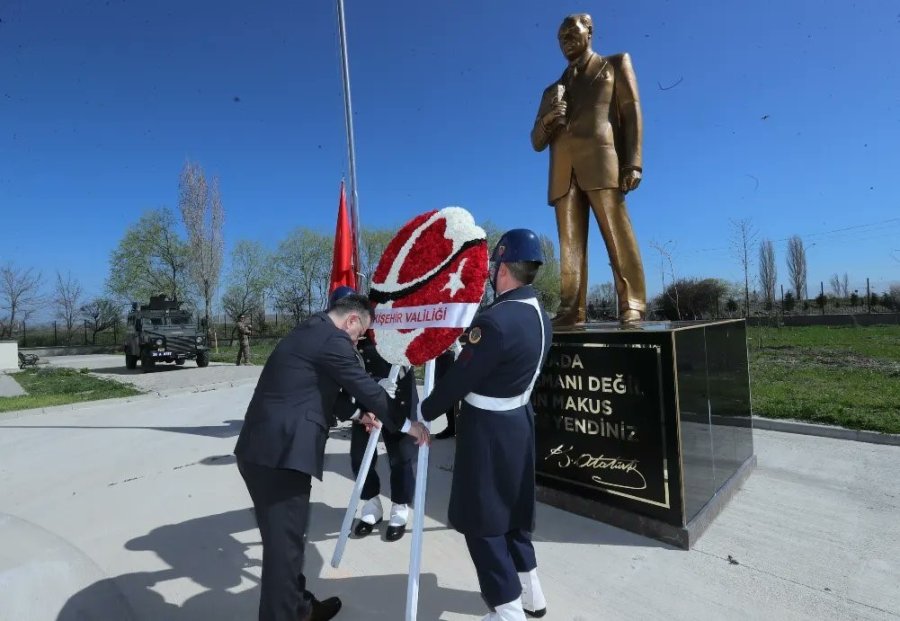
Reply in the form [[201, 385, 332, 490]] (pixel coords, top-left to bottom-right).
[[531, 51, 643, 205], [234, 312, 403, 480]]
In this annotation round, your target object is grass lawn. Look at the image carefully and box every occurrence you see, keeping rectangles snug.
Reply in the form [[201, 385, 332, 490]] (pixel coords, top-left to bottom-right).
[[208, 339, 279, 365], [748, 325, 900, 434], [0, 367, 142, 414]]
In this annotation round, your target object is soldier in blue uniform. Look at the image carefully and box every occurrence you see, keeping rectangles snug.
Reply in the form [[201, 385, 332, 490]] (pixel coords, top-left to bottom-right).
[[418, 229, 552, 621], [329, 286, 418, 542]]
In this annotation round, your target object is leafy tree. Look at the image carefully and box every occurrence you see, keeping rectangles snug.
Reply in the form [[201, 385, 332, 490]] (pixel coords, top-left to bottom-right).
[[107, 208, 191, 304], [815, 292, 827, 310], [358, 228, 395, 294], [587, 282, 616, 320], [532, 234, 561, 314], [783, 291, 796, 312], [653, 278, 728, 320], [221, 240, 272, 322], [271, 228, 333, 324]]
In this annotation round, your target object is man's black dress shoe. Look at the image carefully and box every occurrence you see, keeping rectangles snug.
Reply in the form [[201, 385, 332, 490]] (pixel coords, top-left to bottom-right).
[[385, 524, 406, 541], [301, 595, 342, 621], [353, 518, 381, 537]]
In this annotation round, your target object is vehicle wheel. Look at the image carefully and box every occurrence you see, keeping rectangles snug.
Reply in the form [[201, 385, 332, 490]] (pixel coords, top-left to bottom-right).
[[141, 352, 156, 372], [125, 354, 138, 370], [175, 359, 185, 366], [196, 351, 210, 368]]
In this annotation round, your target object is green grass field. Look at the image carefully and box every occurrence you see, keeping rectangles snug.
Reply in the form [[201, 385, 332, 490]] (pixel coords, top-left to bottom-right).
[[208, 339, 279, 365], [748, 325, 900, 434], [0, 367, 142, 414]]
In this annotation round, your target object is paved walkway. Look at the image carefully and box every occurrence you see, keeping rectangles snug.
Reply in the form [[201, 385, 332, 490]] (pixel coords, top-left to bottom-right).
[[0, 374, 25, 397], [0, 385, 897, 620]]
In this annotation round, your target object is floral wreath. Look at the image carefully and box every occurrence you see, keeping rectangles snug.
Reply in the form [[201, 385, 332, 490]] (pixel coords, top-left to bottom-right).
[[370, 207, 488, 367]]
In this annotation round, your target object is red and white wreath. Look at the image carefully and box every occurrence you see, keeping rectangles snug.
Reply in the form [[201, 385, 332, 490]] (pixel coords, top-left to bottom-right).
[[369, 207, 488, 367]]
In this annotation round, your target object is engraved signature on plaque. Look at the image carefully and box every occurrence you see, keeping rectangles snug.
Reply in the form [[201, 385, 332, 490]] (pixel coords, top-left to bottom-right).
[[545, 444, 647, 491]]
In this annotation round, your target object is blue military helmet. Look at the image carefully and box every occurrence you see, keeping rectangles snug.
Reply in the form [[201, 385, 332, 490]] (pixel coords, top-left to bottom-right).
[[328, 285, 356, 309], [490, 228, 544, 265]]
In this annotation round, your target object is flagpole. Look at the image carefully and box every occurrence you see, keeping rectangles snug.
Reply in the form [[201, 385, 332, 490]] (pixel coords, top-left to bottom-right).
[[336, 0, 362, 279]]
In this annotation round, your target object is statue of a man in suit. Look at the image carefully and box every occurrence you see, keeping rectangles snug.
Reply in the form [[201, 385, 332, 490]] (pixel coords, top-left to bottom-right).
[[532, 13, 647, 326]]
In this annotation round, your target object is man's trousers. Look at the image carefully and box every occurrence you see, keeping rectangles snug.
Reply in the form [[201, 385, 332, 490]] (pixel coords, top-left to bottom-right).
[[349, 422, 415, 504], [465, 529, 538, 607], [238, 459, 314, 621]]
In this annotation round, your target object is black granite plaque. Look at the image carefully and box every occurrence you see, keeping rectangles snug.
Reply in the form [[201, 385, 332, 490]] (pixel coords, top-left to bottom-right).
[[532, 320, 756, 548], [532, 343, 670, 515]]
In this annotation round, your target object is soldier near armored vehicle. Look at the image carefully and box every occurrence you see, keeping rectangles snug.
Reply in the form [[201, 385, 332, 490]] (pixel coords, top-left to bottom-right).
[[236, 313, 253, 366]]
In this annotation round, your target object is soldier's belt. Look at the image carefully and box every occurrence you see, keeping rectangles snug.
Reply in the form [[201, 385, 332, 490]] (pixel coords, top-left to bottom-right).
[[464, 391, 532, 411]]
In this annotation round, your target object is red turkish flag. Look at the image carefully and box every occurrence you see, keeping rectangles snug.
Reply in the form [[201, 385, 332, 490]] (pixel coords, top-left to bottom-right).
[[329, 181, 357, 293]]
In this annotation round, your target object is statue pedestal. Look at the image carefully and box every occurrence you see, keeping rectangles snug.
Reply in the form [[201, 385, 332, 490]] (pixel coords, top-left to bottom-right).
[[533, 319, 755, 549]]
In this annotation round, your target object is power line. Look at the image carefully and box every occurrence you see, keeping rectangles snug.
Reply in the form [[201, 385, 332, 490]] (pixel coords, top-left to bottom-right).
[[678, 216, 900, 256]]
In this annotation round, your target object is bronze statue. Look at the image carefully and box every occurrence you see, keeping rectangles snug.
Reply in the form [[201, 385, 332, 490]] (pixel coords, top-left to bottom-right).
[[532, 13, 647, 326]]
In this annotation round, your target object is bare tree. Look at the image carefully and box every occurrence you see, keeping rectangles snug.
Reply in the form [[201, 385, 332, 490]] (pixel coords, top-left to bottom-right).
[[730, 218, 758, 317], [841, 273, 850, 298], [828, 273, 841, 297], [0, 262, 43, 338], [179, 161, 224, 330], [758, 239, 777, 311], [650, 240, 679, 320], [786, 235, 808, 302], [80, 297, 121, 344], [54, 271, 83, 344]]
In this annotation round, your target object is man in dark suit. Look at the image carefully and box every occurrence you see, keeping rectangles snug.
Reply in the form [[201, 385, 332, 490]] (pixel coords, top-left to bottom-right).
[[234, 293, 430, 621], [531, 13, 647, 326], [418, 230, 552, 621]]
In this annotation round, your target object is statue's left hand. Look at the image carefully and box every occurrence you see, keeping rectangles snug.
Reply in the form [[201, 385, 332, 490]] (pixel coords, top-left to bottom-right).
[[621, 169, 642, 193]]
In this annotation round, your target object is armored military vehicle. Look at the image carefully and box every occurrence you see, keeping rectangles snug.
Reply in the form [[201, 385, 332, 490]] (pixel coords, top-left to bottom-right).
[[124, 295, 209, 371]]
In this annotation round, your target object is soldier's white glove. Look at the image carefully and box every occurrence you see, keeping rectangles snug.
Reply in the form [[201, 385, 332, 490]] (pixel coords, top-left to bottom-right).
[[378, 377, 397, 399]]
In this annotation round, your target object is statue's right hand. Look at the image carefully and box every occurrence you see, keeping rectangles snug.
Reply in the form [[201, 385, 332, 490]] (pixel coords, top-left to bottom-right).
[[541, 101, 567, 130]]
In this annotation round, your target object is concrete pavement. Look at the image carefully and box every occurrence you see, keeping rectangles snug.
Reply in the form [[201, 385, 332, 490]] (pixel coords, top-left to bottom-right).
[[0, 384, 898, 620]]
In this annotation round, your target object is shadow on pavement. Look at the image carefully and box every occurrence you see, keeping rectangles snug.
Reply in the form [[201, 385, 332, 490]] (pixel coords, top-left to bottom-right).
[[56, 502, 484, 621], [322, 426, 672, 550], [1, 420, 245, 439]]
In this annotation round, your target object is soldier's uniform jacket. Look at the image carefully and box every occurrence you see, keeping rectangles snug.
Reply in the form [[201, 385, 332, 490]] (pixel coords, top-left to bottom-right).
[[238, 320, 252, 341], [335, 338, 418, 430], [420, 285, 552, 537]]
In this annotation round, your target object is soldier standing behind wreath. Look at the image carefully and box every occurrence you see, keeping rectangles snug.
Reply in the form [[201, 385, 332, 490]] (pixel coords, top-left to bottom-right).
[[236, 313, 253, 366], [419, 229, 552, 621]]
